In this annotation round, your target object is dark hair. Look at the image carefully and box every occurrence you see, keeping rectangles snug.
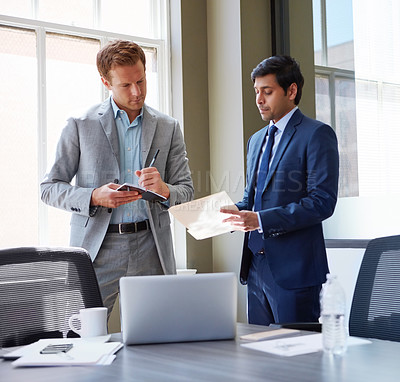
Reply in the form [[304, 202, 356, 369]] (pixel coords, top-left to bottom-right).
[[96, 40, 146, 82], [251, 55, 304, 105]]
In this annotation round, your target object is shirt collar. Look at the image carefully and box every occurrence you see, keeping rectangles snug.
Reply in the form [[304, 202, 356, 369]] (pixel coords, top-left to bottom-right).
[[270, 106, 298, 132], [110, 96, 144, 123]]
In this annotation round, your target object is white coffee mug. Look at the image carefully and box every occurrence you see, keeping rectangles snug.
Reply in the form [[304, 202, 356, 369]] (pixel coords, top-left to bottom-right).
[[68, 307, 108, 338]]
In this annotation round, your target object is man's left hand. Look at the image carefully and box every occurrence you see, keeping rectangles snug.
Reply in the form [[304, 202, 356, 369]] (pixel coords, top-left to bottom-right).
[[220, 208, 260, 232]]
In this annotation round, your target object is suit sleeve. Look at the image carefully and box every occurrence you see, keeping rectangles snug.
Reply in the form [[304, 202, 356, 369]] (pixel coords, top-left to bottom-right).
[[40, 118, 94, 217], [259, 124, 339, 237], [163, 120, 194, 206]]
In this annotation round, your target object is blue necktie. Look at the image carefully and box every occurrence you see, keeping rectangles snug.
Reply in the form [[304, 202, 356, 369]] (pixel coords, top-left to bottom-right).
[[248, 125, 277, 254]]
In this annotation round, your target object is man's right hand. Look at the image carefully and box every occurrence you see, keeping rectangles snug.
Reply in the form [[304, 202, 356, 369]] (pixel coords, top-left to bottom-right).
[[90, 183, 142, 208]]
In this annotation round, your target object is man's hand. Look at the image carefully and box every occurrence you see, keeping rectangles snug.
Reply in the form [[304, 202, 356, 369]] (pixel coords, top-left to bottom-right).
[[220, 207, 260, 232], [90, 183, 142, 208], [135, 167, 170, 199]]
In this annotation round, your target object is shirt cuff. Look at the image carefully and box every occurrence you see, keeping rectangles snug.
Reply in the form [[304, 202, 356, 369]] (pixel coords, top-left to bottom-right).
[[257, 212, 263, 233]]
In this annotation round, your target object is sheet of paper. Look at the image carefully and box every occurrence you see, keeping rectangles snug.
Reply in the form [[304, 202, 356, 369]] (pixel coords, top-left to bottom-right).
[[240, 328, 300, 341], [169, 191, 237, 240], [11, 338, 122, 367], [241, 333, 371, 357], [97, 354, 117, 365]]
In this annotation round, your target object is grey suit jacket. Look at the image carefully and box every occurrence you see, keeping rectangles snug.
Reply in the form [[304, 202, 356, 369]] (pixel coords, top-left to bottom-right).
[[40, 98, 194, 274]]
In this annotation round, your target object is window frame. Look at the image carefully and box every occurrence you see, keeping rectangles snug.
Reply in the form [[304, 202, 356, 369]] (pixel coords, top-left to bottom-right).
[[0, 10, 172, 248], [315, 65, 355, 131]]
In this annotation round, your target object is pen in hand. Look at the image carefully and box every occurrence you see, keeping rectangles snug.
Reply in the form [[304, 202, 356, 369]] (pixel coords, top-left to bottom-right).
[[149, 149, 160, 167]]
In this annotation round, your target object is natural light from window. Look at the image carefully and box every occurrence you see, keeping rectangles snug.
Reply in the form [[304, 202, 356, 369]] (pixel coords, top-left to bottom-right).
[[314, 0, 400, 239], [0, 1, 167, 249]]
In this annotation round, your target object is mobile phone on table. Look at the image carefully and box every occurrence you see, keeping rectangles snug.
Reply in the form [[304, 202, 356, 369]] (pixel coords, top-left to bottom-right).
[[40, 343, 73, 354]]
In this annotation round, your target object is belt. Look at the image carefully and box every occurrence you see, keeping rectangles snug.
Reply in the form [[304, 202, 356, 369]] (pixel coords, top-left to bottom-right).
[[107, 220, 150, 234]]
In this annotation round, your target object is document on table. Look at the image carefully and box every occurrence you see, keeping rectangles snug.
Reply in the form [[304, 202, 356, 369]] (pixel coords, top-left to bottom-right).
[[240, 328, 300, 341], [9, 338, 123, 367], [169, 191, 237, 240], [241, 333, 371, 357]]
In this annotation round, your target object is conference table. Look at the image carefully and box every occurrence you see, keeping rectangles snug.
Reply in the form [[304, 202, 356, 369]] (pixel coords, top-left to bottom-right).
[[1, 323, 400, 381]]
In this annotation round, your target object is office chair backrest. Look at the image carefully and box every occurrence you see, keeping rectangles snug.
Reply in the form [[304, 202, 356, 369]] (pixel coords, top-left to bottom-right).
[[349, 235, 400, 342], [0, 247, 103, 347]]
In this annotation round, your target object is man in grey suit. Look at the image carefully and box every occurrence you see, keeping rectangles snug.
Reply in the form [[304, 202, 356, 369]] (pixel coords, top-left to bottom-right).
[[41, 40, 194, 316]]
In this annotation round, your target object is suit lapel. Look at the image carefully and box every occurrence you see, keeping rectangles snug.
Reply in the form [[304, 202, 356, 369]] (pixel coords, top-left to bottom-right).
[[98, 99, 120, 166], [249, 127, 269, 188], [141, 105, 157, 166], [263, 109, 303, 190], [247, 127, 268, 208]]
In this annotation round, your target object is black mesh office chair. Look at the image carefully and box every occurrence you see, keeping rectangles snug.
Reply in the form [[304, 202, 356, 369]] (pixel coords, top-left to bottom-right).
[[0, 247, 104, 347], [276, 235, 400, 342], [348, 234, 400, 341]]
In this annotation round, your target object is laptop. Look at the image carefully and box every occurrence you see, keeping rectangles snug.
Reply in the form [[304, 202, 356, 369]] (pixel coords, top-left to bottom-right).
[[119, 272, 237, 345]]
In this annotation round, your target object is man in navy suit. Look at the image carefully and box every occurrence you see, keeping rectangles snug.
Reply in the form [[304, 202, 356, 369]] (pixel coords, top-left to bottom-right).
[[221, 56, 339, 325]]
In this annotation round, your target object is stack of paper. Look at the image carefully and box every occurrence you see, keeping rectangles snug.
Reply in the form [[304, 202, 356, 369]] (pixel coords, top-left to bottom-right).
[[7, 337, 123, 367]]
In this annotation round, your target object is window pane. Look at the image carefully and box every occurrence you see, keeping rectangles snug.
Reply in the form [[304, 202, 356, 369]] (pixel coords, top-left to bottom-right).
[[355, 79, 400, 196], [315, 75, 331, 124], [0, 26, 38, 247], [353, 80, 379, 195], [0, 0, 32, 18], [326, 0, 354, 70], [45, 33, 102, 246], [143, 47, 159, 110], [100, 0, 157, 38], [381, 83, 400, 192], [37, 0, 94, 28], [335, 77, 358, 197], [352, 0, 400, 198]]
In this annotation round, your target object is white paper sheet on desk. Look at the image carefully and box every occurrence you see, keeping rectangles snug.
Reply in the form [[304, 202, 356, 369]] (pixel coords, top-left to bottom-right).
[[241, 333, 371, 357], [11, 338, 123, 367], [3, 336, 111, 360], [169, 191, 236, 240]]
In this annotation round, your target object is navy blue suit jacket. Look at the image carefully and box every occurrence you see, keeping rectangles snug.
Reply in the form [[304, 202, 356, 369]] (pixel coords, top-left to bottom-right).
[[237, 109, 339, 289]]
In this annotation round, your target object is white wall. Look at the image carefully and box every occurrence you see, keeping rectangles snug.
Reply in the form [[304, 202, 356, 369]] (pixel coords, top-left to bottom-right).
[[207, 0, 247, 322]]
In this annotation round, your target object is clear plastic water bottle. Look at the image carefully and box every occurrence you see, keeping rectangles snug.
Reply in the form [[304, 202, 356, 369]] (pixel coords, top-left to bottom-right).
[[320, 274, 348, 355]]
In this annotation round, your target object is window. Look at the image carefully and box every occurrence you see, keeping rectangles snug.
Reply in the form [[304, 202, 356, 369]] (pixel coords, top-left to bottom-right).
[[0, 1, 169, 248], [313, 0, 358, 198], [314, 0, 400, 239], [0, 26, 38, 246]]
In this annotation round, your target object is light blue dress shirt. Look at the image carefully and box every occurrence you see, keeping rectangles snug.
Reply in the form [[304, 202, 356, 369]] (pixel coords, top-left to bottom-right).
[[110, 97, 148, 223]]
